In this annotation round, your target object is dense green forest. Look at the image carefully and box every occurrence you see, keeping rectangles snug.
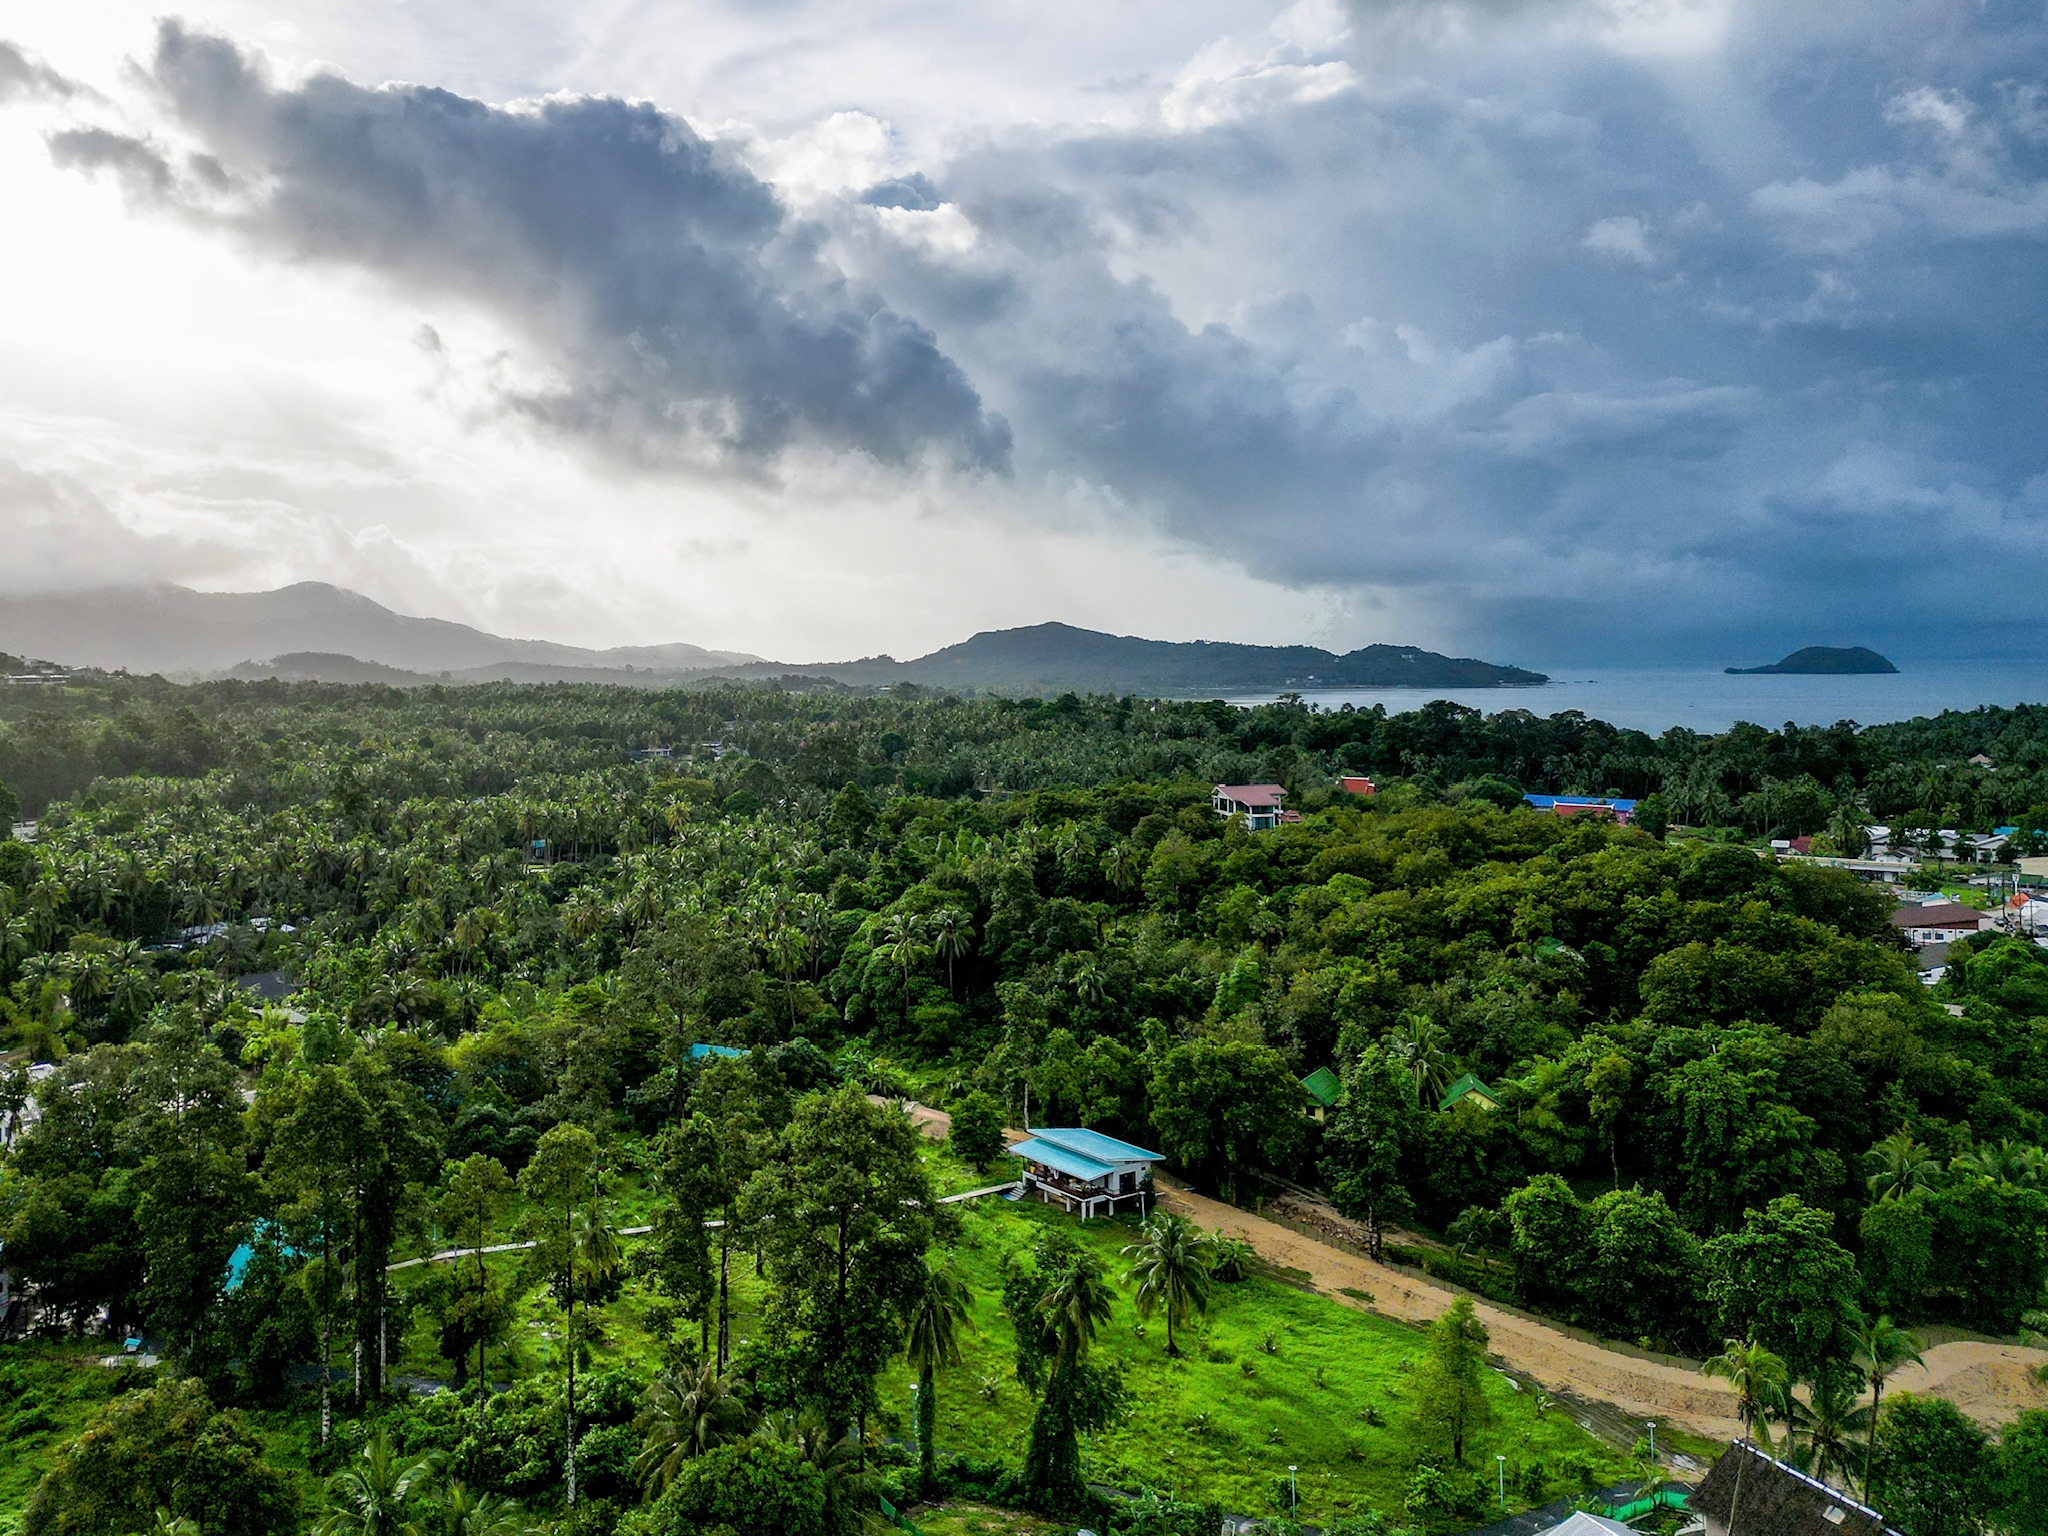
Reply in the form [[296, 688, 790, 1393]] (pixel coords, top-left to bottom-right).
[[1, 677, 2045, 1535]]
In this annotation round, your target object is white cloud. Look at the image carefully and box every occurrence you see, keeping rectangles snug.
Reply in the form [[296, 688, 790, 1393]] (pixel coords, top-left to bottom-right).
[[1583, 214, 1655, 264]]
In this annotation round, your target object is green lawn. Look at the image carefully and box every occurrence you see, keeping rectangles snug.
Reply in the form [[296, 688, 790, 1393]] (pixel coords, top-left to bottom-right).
[[881, 1198, 1629, 1525]]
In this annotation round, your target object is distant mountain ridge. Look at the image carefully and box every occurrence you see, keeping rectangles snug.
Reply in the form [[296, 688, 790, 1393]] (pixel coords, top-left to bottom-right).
[[0, 584, 1549, 695], [892, 622, 1547, 692], [0, 584, 765, 677]]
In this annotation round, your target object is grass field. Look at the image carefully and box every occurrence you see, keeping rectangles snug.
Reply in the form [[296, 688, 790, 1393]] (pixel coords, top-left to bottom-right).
[[878, 1193, 1629, 1525]]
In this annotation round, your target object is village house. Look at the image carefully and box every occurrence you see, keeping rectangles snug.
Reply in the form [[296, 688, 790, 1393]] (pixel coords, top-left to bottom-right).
[[1335, 775, 1377, 796], [1212, 783, 1292, 830], [1890, 898, 1994, 946], [1011, 1127, 1164, 1218], [1691, 1440, 1900, 1536], [1438, 1073, 1503, 1112], [1522, 795, 1636, 824]]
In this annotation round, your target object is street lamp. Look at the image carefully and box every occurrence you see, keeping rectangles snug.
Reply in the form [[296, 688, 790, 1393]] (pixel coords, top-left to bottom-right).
[[1647, 1422, 1657, 1463], [1496, 1454, 1507, 1509], [1288, 1465, 1298, 1512], [910, 1383, 920, 1463]]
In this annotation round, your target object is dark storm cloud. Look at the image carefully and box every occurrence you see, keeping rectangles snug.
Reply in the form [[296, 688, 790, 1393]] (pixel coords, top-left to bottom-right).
[[835, 0, 2048, 661], [64, 22, 1009, 473]]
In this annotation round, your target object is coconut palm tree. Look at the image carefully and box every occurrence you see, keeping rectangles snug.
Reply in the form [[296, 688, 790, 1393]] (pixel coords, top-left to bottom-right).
[[1121, 1210, 1212, 1358], [633, 1360, 754, 1494], [1040, 1252, 1116, 1366], [1786, 1374, 1870, 1490], [903, 1257, 974, 1486], [925, 906, 973, 996], [405, 1481, 528, 1536], [1703, 1338, 1790, 1449], [1865, 1131, 1941, 1201], [1851, 1312, 1923, 1495], [316, 1430, 440, 1536], [1389, 1015, 1455, 1107], [1952, 1137, 2045, 1187]]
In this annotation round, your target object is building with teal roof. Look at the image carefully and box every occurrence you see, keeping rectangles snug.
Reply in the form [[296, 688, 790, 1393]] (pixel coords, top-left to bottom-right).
[[1012, 1126, 1163, 1219]]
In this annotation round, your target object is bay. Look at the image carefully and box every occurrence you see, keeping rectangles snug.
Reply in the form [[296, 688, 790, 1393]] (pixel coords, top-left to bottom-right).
[[1226, 659, 2048, 735]]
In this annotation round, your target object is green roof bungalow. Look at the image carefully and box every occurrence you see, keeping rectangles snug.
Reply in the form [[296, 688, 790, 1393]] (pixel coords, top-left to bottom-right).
[[1438, 1073, 1502, 1113], [1300, 1065, 1343, 1123]]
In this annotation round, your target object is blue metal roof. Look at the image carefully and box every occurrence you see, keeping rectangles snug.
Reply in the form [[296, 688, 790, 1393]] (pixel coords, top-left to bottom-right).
[[1012, 1137, 1117, 1184], [1029, 1126, 1164, 1163], [690, 1043, 748, 1060], [1524, 795, 1637, 813]]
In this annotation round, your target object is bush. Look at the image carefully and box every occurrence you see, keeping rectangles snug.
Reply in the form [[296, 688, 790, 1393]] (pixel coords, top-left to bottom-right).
[[22, 1377, 300, 1536], [644, 1438, 826, 1536]]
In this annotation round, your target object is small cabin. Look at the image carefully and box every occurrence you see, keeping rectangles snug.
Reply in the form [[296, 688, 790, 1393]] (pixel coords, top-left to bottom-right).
[[1692, 1440, 1899, 1536], [1012, 1127, 1164, 1218], [1438, 1073, 1502, 1112], [1300, 1065, 1343, 1122]]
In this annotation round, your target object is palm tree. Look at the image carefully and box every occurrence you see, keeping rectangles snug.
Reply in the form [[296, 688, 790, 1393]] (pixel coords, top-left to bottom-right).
[[1389, 1015, 1454, 1107], [1851, 1312, 1924, 1495], [1952, 1138, 2044, 1187], [316, 1430, 440, 1536], [903, 1258, 974, 1486], [1040, 1252, 1116, 1366], [1787, 1374, 1869, 1490], [1703, 1338, 1789, 1450], [1121, 1210, 1212, 1358], [404, 1481, 527, 1536], [634, 1360, 753, 1494], [1865, 1130, 1941, 1201], [926, 907, 973, 996]]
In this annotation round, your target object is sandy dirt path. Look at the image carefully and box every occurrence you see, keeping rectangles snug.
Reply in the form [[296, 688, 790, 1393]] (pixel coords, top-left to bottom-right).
[[893, 1106, 2048, 1437]]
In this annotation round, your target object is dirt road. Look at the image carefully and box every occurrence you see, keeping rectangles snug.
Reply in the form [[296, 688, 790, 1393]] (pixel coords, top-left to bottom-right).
[[892, 1103, 2048, 1438], [1152, 1179, 2048, 1439]]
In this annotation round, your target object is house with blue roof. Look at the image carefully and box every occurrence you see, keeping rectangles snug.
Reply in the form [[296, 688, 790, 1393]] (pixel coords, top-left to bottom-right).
[[1011, 1126, 1164, 1219]]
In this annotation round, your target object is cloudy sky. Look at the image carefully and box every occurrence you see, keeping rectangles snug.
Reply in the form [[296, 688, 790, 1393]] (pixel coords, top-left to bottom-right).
[[3, 2, 2044, 665]]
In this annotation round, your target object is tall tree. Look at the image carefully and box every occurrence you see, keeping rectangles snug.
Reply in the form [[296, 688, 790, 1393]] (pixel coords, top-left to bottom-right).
[[1705, 1196, 1859, 1389], [1321, 1047, 1417, 1263], [1150, 1038, 1306, 1203], [746, 1086, 947, 1449], [1851, 1311, 1924, 1496], [519, 1122, 608, 1507], [1006, 1229, 1124, 1515], [436, 1153, 513, 1389], [1120, 1209, 1212, 1359], [1411, 1296, 1494, 1466], [1703, 1337, 1790, 1449], [902, 1256, 974, 1489]]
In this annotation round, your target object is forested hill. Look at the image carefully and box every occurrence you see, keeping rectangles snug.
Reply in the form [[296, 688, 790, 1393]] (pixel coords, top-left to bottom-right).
[[2, 675, 2047, 1533], [890, 623, 1548, 693]]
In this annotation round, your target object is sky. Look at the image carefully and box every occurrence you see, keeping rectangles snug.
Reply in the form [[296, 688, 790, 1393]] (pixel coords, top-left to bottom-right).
[[2, 1, 2046, 666]]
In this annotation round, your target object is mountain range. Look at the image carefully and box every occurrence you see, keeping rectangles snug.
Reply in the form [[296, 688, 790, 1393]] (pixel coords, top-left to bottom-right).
[[0, 584, 1549, 695]]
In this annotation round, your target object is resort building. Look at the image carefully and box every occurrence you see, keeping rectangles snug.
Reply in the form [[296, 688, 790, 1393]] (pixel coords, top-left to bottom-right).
[[1213, 783, 1290, 830]]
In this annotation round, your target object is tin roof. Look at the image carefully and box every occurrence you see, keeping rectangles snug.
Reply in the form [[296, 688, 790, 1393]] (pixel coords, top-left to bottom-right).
[[1012, 1137, 1117, 1183], [1030, 1126, 1165, 1163], [1300, 1065, 1343, 1107]]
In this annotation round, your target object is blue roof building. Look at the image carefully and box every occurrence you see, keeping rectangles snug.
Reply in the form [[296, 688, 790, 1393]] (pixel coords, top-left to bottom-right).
[[1012, 1126, 1164, 1219]]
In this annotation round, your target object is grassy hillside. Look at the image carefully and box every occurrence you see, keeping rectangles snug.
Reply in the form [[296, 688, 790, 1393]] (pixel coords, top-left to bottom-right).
[[881, 1195, 1627, 1525]]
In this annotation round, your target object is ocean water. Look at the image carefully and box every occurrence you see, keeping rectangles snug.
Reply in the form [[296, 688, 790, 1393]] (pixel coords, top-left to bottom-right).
[[1226, 660, 2048, 736]]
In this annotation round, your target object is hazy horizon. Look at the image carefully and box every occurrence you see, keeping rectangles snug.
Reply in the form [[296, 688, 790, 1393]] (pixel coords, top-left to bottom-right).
[[4, 4, 2046, 668]]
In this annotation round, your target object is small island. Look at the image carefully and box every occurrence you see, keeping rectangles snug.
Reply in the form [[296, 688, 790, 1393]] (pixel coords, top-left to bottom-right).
[[1726, 645, 1898, 675]]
